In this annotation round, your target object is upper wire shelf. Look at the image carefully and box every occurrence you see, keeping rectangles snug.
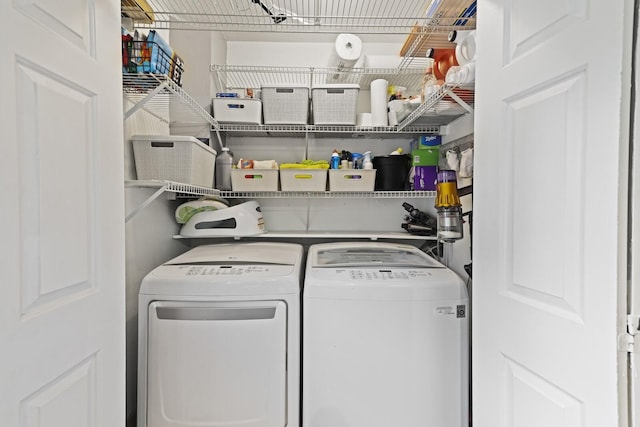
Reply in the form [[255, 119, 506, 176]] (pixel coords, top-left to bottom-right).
[[122, 73, 219, 128], [216, 123, 441, 136], [212, 65, 425, 91], [127, 0, 476, 35]]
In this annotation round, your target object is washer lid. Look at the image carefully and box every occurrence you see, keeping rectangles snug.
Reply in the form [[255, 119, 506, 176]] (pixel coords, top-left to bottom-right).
[[310, 242, 443, 269], [139, 242, 303, 297], [166, 242, 302, 266]]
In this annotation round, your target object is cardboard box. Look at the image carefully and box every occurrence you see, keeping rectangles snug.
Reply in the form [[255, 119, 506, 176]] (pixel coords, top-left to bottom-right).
[[412, 148, 440, 166], [419, 135, 442, 147], [414, 166, 438, 191]]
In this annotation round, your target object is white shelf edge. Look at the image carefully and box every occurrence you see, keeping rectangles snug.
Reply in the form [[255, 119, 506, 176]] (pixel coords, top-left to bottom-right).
[[125, 181, 436, 199], [173, 231, 437, 240]]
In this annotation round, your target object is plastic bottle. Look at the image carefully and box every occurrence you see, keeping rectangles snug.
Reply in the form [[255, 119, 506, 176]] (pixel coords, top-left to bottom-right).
[[330, 149, 340, 169], [363, 151, 373, 170], [390, 147, 404, 155], [420, 58, 438, 102], [215, 147, 234, 190]]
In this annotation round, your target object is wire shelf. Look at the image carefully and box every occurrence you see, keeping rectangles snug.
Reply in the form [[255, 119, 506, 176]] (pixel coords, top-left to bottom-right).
[[125, 181, 436, 199], [216, 123, 441, 136], [218, 190, 436, 199], [128, 0, 476, 35], [122, 73, 219, 128], [397, 83, 475, 129], [212, 65, 425, 90], [173, 231, 438, 241]]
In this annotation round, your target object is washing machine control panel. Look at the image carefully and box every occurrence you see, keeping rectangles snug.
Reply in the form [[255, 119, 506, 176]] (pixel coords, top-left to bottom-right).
[[314, 268, 439, 281]]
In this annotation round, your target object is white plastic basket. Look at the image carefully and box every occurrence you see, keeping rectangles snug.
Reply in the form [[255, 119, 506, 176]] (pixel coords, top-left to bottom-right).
[[311, 84, 360, 125], [329, 169, 376, 192], [261, 85, 309, 124], [280, 169, 327, 191], [213, 98, 262, 124], [231, 169, 279, 191], [131, 135, 216, 187]]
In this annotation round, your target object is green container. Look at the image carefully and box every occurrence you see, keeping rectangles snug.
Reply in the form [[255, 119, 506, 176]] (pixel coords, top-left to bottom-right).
[[412, 148, 439, 166]]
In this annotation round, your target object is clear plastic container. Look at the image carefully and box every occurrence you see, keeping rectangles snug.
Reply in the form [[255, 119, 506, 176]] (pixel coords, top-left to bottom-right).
[[420, 58, 438, 102]]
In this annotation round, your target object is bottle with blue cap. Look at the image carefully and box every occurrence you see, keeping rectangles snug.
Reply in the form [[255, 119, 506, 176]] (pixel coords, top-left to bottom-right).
[[330, 149, 340, 169]]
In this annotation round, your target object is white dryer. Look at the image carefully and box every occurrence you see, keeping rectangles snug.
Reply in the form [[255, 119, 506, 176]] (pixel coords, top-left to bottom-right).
[[138, 242, 304, 427], [302, 242, 468, 427]]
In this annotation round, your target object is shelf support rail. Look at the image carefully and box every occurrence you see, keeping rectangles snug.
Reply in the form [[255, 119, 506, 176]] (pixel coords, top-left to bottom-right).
[[125, 182, 170, 223], [442, 87, 474, 113], [123, 81, 168, 121]]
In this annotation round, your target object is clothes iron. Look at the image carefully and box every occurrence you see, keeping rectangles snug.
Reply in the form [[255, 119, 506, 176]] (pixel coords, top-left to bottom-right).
[[179, 200, 266, 237]]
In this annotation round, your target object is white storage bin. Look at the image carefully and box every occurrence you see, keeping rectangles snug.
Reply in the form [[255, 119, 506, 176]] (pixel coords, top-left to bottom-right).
[[329, 169, 376, 192], [261, 85, 309, 124], [280, 169, 327, 191], [132, 135, 216, 187], [311, 84, 360, 125], [213, 98, 262, 124], [231, 169, 279, 191]]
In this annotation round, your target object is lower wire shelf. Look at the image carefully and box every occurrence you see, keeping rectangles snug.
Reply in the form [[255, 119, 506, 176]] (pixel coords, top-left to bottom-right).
[[173, 230, 438, 241]]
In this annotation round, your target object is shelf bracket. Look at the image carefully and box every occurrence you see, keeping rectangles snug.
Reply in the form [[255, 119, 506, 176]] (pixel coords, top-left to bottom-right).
[[442, 87, 474, 113], [123, 80, 169, 121], [125, 182, 170, 223]]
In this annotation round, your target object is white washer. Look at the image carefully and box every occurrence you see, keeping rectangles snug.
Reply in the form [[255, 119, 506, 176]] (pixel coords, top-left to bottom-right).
[[302, 242, 468, 427], [138, 242, 304, 427]]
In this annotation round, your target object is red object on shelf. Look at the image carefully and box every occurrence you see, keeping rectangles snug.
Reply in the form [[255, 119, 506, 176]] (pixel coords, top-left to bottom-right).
[[425, 48, 459, 81]]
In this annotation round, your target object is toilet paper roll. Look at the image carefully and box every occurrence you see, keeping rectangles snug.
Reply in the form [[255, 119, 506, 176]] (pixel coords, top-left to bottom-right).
[[330, 33, 362, 69], [370, 78, 389, 127]]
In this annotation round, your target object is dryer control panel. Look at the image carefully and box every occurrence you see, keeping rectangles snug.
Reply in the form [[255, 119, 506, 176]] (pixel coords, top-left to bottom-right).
[[347, 269, 435, 281]]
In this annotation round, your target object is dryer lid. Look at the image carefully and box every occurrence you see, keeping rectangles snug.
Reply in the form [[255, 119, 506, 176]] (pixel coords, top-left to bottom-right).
[[310, 242, 443, 269], [165, 242, 302, 266]]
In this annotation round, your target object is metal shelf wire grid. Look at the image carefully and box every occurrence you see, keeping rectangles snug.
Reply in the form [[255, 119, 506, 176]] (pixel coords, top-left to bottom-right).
[[129, 0, 476, 35], [218, 190, 436, 199], [216, 123, 441, 135], [122, 73, 219, 128], [212, 65, 425, 90]]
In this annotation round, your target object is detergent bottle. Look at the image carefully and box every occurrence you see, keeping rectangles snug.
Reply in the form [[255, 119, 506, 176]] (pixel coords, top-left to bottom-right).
[[215, 146, 234, 190]]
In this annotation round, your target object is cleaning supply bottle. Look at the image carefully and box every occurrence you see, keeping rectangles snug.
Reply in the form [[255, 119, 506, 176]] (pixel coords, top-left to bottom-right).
[[330, 149, 340, 169], [215, 147, 234, 190], [390, 147, 404, 155], [363, 151, 373, 170]]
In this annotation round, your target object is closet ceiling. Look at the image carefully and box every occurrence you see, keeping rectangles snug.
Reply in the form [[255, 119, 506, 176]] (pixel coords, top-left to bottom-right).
[[129, 0, 476, 42]]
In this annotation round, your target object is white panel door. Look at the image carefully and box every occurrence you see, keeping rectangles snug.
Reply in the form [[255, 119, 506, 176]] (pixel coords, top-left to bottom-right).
[[473, 0, 632, 426], [0, 0, 125, 426]]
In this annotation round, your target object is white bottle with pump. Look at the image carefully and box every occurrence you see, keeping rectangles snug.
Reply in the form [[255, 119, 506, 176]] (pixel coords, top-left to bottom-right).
[[363, 151, 373, 170], [215, 147, 234, 190]]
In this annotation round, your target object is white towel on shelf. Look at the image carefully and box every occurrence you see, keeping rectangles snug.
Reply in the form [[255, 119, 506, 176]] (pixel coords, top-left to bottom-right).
[[445, 62, 476, 85]]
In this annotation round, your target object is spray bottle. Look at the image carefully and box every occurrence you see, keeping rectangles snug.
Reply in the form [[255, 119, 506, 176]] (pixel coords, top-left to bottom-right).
[[363, 151, 373, 170]]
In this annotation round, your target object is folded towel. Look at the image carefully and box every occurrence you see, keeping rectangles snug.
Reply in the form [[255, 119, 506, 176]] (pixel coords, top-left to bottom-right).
[[237, 159, 279, 169], [175, 199, 228, 224], [280, 160, 330, 170], [253, 160, 279, 169]]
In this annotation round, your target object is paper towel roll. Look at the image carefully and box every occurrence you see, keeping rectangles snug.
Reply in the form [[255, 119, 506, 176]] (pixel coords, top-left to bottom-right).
[[330, 33, 362, 69], [370, 78, 388, 126]]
